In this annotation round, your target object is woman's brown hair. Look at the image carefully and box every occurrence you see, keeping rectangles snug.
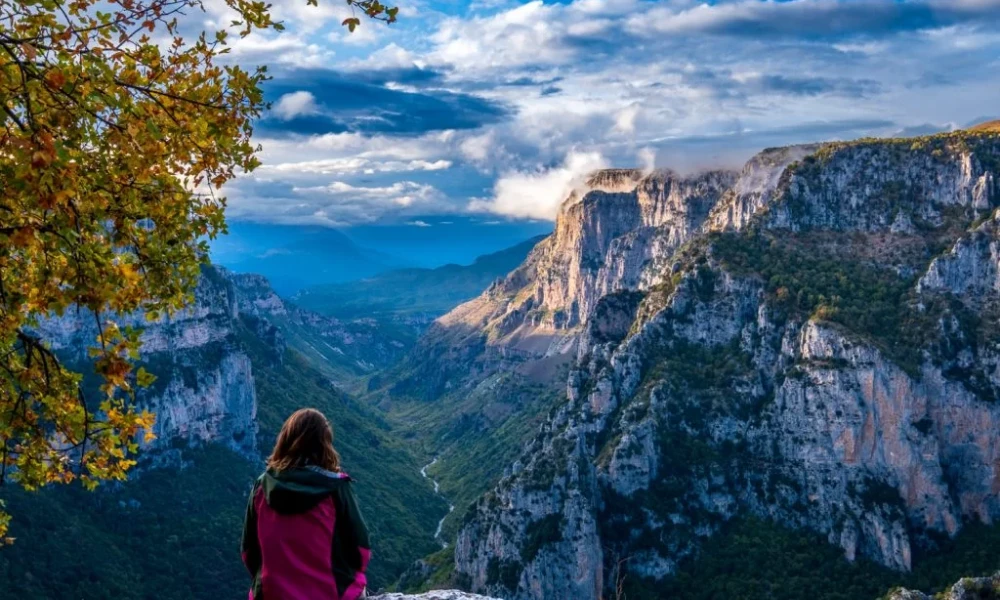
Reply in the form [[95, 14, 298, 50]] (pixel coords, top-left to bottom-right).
[[267, 408, 341, 472]]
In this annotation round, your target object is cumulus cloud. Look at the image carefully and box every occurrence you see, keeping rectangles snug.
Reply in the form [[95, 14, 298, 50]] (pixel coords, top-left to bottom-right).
[[430, 2, 575, 70], [226, 33, 335, 68], [460, 131, 495, 162], [631, 0, 1000, 38], [273, 91, 320, 120], [469, 151, 607, 220], [216, 0, 1000, 226], [260, 157, 451, 176], [225, 180, 448, 226]]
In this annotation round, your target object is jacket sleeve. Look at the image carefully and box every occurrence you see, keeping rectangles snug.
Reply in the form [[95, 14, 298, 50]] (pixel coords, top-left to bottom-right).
[[332, 480, 371, 600], [241, 481, 262, 577]]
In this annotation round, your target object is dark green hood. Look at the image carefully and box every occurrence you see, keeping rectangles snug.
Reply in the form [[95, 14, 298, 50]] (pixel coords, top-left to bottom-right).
[[261, 466, 352, 514]]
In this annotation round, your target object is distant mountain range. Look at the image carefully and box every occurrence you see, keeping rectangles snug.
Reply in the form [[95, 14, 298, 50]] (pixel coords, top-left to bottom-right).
[[211, 222, 408, 296], [211, 219, 555, 297], [294, 236, 547, 319]]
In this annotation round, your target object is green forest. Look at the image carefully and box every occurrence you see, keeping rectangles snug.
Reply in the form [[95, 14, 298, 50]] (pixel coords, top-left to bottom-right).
[[638, 517, 1000, 600], [0, 322, 447, 598]]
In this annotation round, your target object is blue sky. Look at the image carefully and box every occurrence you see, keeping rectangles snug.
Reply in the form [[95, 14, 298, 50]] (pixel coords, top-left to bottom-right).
[[205, 0, 1000, 264]]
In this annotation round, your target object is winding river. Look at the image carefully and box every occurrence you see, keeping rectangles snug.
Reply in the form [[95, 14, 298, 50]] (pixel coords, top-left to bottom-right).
[[420, 458, 455, 547]]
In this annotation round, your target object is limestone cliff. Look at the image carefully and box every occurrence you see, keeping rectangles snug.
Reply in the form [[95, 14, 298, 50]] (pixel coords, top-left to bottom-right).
[[373, 592, 498, 600], [886, 572, 1000, 600], [35, 265, 398, 460], [444, 129, 1000, 599], [37, 267, 261, 457]]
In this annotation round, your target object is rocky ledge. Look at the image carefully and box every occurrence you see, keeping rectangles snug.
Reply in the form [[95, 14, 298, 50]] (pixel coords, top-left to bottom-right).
[[372, 592, 498, 600], [886, 573, 1000, 599]]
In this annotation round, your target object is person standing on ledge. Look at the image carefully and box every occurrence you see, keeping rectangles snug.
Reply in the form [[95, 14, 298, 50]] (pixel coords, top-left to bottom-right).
[[242, 408, 371, 600]]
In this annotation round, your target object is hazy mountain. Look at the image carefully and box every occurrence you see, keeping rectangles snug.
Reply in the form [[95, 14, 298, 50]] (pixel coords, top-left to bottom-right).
[[211, 219, 555, 297], [212, 222, 409, 295], [295, 236, 547, 319]]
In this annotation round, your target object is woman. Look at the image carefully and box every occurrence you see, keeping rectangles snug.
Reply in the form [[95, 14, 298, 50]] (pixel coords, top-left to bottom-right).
[[242, 408, 371, 600]]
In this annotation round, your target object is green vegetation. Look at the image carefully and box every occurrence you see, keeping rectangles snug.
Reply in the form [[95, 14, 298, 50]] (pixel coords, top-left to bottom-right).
[[794, 127, 1000, 173], [485, 557, 523, 591], [259, 308, 419, 393], [385, 366, 567, 542], [238, 321, 448, 586], [625, 517, 1000, 600], [0, 445, 255, 599], [397, 545, 459, 592], [522, 514, 564, 562], [0, 316, 447, 598], [598, 336, 759, 558], [712, 232, 994, 381]]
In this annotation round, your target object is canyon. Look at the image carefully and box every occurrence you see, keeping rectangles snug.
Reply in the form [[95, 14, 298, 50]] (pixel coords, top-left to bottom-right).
[[4, 126, 1000, 600], [391, 128, 1000, 599]]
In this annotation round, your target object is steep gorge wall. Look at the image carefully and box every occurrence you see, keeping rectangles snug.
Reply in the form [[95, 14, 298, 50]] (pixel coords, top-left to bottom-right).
[[447, 130, 1000, 599], [35, 265, 402, 459], [37, 267, 262, 457]]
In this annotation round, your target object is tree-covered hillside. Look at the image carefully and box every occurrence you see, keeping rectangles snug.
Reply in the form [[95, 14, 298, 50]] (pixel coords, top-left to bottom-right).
[[0, 319, 447, 598], [644, 517, 1000, 600]]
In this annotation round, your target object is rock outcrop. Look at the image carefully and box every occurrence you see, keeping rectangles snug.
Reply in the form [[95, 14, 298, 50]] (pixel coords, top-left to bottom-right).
[[35, 265, 401, 460], [445, 129, 1000, 599], [885, 572, 1000, 600], [37, 267, 262, 457], [373, 592, 499, 600]]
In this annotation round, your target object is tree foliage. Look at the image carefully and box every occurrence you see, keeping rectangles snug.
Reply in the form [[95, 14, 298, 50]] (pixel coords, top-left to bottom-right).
[[0, 0, 395, 542]]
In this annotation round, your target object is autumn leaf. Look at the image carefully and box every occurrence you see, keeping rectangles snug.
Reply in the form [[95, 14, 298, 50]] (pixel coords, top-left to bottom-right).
[[0, 0, 399, 543], [45, 69, 66, 88]]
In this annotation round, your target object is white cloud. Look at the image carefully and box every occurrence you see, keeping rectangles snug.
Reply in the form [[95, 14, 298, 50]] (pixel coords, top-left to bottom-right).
[[408, 220, 433, 227], [469, 151, 607, 220], [637, 147, 656, 172], [430, 1, 576, 70], [273, 91, 320, 120], [295, 180, 439, 200], [228, 33, 335, 67], [460, 131, 495, 162], [249, 131, 461, 180], [215, 0, 1000, 227], [260, 157, 451, 176], [225, 180, 448, 226], [347, 43, 429, 71], [613, 104, 642, 135]]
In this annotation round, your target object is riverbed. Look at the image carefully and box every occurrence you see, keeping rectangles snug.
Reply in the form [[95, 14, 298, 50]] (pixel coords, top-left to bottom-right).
[[420, 458, 455, 548]]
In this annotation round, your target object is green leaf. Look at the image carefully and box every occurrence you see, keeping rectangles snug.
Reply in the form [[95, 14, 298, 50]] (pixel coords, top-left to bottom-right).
[[136, 367, 157, 388]]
